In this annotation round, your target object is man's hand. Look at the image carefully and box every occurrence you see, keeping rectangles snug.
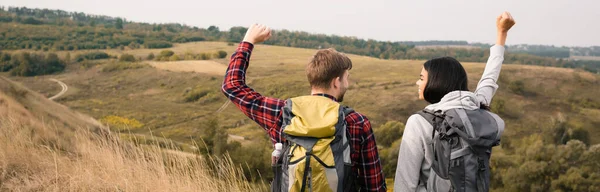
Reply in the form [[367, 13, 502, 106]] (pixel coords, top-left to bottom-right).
[[497, 12, 515, 33], [496, 12, 515, 46], [243, 24, 272, 45]]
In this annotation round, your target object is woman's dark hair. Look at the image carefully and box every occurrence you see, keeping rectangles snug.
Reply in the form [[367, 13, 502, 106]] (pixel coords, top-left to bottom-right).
[[423, 57, 469, 104]]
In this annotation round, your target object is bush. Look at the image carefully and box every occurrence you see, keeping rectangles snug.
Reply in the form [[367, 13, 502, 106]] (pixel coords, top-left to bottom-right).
[[184, 53, 195, 60], [102, 62, 147, 72], [569, 127, 590, 146], [198, 117, 272, 182], [146, 53, 155, 60], [217, 50, 228, 59], [0, 15, 13, 22], [21, 17, 43, 25], [119, 54, 136, 62], [0, 52, 13, 72], [100, 115, 143, 132], [157, 50, 174, 60], [374, 121, 405, 147], [199, 53, 211, 60], [145, 41, 173, 49], [184, 90, 210, 102], [509, 80, 526, 95], [75, 51, 110, 62], [491, 98, 506, 115], [169, 55, 180, 61]]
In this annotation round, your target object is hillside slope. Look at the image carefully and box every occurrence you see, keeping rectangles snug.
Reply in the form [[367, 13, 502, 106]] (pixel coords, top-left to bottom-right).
[[0, 76, 265, 191]]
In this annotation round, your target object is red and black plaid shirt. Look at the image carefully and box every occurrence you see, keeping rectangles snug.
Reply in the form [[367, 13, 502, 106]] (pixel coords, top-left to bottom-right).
[[221, 42, 386, 192]]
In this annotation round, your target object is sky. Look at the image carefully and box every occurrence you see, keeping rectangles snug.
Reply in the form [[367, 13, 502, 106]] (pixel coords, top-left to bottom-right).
[[2, 0, 599, 47]]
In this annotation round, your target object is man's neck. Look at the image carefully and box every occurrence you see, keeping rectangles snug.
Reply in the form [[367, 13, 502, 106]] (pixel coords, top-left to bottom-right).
[[311, 89, 338, 101]]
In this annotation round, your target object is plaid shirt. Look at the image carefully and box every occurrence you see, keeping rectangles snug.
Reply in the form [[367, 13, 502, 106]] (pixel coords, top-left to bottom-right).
[[221, 42, 386, 192]]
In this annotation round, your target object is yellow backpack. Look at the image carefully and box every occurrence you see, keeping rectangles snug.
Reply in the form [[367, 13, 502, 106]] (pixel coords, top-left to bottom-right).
[[271, 96, 356, 192]]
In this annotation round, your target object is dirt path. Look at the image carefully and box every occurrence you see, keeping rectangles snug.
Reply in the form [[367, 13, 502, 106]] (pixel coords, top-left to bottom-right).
[[48, 78, 68, 100]]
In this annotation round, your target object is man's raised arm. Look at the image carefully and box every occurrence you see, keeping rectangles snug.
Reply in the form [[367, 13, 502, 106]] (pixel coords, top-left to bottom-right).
[[221, 24, 285, 143]]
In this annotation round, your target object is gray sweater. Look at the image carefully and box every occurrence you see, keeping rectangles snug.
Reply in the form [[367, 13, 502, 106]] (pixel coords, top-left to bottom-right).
[[393, 45, 505, 192]]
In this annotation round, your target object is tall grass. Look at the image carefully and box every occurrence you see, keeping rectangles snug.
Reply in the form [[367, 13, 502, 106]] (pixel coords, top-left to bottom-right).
[[0, 116, 268, 191]]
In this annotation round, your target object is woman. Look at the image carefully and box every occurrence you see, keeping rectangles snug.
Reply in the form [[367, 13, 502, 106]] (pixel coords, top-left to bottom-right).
[[394, 12, 515, 192]]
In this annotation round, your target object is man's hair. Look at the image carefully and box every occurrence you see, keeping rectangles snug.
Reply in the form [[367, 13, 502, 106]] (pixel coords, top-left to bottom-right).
[[423, 56, 469, 104], [306, 48, 352, 89]]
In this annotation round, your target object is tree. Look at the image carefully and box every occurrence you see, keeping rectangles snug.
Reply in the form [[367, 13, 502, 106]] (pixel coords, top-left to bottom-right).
[[115, 18, 123, 29], [228, 26, 248, 42], [6, 52, 65, 76], [43, 53, 65, 74], [208, 25, 219, 32]]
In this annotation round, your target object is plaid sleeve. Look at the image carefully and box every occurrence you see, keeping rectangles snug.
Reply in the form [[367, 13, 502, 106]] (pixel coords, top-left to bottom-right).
[[347, 112, 387, 192], [221, 42, 285, 143]]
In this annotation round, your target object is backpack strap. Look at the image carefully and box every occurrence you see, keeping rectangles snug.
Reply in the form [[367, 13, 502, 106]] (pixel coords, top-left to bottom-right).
[[416, 109, 444, 139], [416, 110, 436, 126], [342, 106, 354, 116], [341, 105, 358, 188], [340, 105, 355, 153]]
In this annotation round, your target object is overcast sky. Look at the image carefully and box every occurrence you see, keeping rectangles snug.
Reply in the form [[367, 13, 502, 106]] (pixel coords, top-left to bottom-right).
[[2, 0, 599, 47]]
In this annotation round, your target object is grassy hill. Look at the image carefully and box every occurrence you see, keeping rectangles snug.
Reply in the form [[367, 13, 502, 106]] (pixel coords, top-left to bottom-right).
[[3, 40, 600, 191], [8, 41, 599, 143], [0, 74, 265, 191]]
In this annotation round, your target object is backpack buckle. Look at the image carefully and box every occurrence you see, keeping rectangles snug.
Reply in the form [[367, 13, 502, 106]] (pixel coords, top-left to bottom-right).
[[438, 132, 448, 140], [478, 158, 486, 171]]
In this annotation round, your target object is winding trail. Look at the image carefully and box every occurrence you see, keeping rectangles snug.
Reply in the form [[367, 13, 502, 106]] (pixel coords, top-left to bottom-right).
[[48, 78, 68, 100]]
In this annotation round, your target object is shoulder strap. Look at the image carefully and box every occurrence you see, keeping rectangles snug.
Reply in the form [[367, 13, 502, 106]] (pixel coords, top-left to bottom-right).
[[416, 109, 445, 139], [342, 106, 354, 116], [340, 105, 355, 154], [416, 110, 436, 126]]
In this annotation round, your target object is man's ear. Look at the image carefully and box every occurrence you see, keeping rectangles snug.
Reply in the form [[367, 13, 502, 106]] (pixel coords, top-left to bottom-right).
[[331, 77, 341, 89]]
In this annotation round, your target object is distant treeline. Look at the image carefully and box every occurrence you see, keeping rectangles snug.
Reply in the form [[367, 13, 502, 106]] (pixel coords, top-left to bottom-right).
[[0, 6, 599, 73]]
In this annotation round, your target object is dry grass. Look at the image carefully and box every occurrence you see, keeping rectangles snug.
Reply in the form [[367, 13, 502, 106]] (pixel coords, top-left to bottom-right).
[[0, 116, 267, 192], [0, 76, 267, 192], [148, 60, 228, 75], [570, 55, 600, 61]]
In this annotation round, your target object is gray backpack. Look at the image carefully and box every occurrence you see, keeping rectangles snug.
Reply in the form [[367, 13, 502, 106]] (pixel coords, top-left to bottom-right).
[[417, 108, 505, 192]]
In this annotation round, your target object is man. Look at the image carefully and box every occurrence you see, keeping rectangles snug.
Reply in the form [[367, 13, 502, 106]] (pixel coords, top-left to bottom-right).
[[222, 24, 387, 191]]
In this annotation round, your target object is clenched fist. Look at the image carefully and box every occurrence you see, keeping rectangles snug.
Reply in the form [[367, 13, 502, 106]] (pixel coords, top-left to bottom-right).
[[497, 12, 516, 33], [243, 24, 272, 45]]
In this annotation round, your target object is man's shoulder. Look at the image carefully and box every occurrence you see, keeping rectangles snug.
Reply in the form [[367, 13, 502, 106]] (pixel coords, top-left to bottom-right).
[[344, 110, 369, 127]]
